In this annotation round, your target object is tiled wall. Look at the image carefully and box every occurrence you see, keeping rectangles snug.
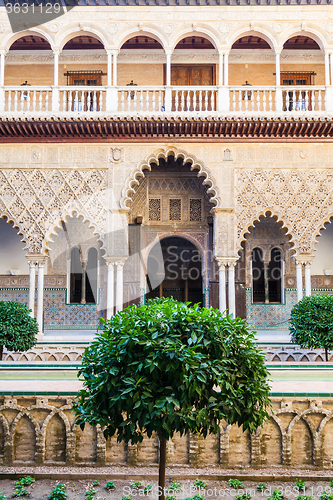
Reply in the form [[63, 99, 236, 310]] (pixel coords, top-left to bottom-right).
[[246, 288, 297, 330], [0, 288, 102, 328]]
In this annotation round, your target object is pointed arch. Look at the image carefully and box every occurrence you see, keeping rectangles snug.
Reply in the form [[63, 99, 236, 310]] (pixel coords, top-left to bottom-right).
[[236, 210, 296, 255], [121, 147, 221, 209], [309, 214, 333, 255], [44, 207, 106, 254]]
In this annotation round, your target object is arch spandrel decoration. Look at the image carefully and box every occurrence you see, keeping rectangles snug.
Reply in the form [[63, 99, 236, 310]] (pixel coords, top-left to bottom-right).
[[235, 168, 333, 255], [120, 147, 221, 210], [0, 168, 108, 254]]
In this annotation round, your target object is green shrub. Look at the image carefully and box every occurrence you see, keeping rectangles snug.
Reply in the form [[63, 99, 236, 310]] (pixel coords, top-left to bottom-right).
[[193, 480, 207, 490], [236, 494, 251, 500], [85, 489, 97, 500], [48, 484, 67, 500], [91, 482, 100, 487], [228, 479, 244, 489], [290, 294, 333, 361], [13, 489, 28, 498], [257, 484, 267, 492], [294, 480, 307, 492], [167, 482, 182, 493], [320, 492, 333, 500], [166, 496, 177, 500], [106, 481, 115, 491], [270, 490, 284, 500], [0, 301, 38, 360], [143, 484, 152, 494], [15, 478, 35, 488], [296, 496, 312, 500], [185, 495, 204, 500], [130, 482, 142, 490], [0, 493, 6, 500], [121, 497, 133, 500]]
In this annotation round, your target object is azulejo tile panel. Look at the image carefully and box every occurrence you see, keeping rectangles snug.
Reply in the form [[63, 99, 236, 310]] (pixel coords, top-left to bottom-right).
[[0, 288, 103, 326], [246, 289, 297, 329]]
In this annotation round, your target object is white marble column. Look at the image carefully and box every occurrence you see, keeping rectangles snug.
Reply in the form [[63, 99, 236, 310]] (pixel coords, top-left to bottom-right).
[[228, 262, 236, 317], [218, 262, 227, 312], [53, 50, 59, 86], [325, 51, 330, 87], [218, 52, 223, 86], [116, 261, 124, 313], [36, 260, 45, 335], [296, 262, 303, 302], [28, 261, 36, 318], [223, 53, 229, 87], [112, 51, 118, 87], [0, 50, 5, 87], [275, 51, 281, 87], [0, 50, 6, 113], [305, 263, 312, 297], [166, 51, 172, 86], [107, 50, 112, 87], [106, 261, 115, 319]]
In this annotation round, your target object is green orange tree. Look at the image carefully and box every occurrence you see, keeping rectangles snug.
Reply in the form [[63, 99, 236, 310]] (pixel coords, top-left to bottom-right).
[[74, 298, 270, 499], [0, 301, 38, 360]]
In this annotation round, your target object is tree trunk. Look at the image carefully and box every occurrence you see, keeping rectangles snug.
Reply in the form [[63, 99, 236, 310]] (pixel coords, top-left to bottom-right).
[[0, 345, 3, 361], [325, 348, 329, 362], [159, 436, 167, 500]]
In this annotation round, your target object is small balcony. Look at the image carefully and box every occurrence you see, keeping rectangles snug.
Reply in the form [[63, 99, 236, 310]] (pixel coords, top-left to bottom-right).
[[0, 30, 331, 119]]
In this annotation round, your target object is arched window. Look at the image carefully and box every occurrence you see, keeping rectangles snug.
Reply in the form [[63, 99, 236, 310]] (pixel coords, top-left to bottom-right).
[[69, 246, 98, 304], [252, 247, 265, 303], [268, 247, 282, 304]]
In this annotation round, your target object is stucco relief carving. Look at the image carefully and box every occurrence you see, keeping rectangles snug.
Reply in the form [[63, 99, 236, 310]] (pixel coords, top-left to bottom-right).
[[121, 147, 221, 209], [235, 168, 333, 255], [0, 168, 108, 254]]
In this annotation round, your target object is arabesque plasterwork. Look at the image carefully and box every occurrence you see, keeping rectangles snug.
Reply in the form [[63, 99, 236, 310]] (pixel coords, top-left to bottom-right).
[[236, 168, 333, 255]]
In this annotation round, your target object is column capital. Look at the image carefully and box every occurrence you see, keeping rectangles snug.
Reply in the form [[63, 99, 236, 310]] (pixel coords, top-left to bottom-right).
[[215, 256, 238, 267], [26, 254, 47, 265], [165, 48, 173, 56], [274, 48, 283, 56], [0, 49, 8, 56], [53, 48, 61, 55], [104, 256, 126, 265], [295, 255, 314, 265]]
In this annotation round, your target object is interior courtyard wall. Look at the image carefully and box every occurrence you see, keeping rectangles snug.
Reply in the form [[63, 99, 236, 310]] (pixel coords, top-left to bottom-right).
[[1, 142, 333, 326], [1, 396, 333, 468]]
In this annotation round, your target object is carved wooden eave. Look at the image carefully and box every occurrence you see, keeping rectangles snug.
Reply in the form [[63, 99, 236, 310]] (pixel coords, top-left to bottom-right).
[[1, 117, 333, 142]]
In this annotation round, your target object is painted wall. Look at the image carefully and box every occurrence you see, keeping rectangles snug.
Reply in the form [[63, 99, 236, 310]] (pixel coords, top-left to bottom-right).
[[0, 219, 28, 275]]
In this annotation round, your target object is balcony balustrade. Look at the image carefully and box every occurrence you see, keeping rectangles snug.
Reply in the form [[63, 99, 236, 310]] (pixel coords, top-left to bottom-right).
[[0, 84, 330, 117]]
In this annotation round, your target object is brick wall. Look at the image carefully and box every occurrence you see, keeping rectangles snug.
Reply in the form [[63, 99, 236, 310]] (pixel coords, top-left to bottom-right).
[[1, 396, 333, 467]]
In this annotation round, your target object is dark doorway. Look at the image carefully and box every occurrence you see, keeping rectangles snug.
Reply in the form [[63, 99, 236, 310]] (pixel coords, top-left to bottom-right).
[[145, 236, 203, 305]]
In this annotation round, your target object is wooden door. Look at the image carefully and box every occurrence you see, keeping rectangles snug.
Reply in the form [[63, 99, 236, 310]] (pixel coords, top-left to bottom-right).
[[167, 65, 215, 111], [69, 73, 101, 112]]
